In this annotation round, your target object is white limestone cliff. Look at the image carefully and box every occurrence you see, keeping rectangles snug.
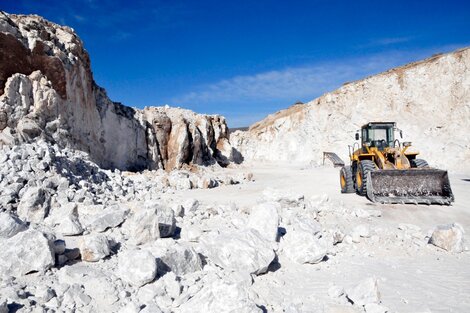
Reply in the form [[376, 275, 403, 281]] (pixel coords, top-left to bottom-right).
[[231, 48, 470, 172]]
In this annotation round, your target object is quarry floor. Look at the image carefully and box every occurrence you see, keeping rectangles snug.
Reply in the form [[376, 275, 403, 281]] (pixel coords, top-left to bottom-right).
[[171, 162, 470, 312]]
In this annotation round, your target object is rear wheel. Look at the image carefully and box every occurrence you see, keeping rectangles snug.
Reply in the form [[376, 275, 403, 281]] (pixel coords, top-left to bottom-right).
[[340, 166, 354, 193], [355, 160, 376, 196], [411, 159, 429, 168]]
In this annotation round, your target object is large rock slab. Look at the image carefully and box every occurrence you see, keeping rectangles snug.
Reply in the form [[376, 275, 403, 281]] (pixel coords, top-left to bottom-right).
[[281, 218, 327, 264], [201, 229, 275, 275], [178, 278, 262, 313], [247, 202, 280, 242], [53, 203, 84, 236], [17, 186, 50, 223], [79, 234, 111, 262], [0, 212, 26, 238], [158, 242, 203, 276], [429, 223, 465, 253], [118, 249, 157, 287], [345, 277, 381, 307], [0, 229, 55, 276], [88, 205, 129, 232], [125, 209, 161, 245]]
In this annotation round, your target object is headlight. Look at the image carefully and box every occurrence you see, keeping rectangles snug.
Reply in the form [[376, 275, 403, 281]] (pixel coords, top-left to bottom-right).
[[403, 142, 412, 147], [363, 142, 371, 147]]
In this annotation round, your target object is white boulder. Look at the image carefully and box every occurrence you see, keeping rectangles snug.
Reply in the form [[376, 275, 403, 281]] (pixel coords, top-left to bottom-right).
[[178, 279, 262, 313], [17, 186, 49, 223], [79, 234, 111, 262], [345, 277, 381, 306], [88, 205, 129, 232], [155, 205, 176, 238], [429, 223, 465, 253], [201, 229, 275, 275], [247, 202, 280, 242], [118, 249, 157, 287], [351, 224, 371, 243], [0, 212, 26, 238], [126, 209, 160, 245], [281, 218, 327, 264], [159, 242, 203, 276], [182, 198, 199, 214], [52, 203, 84, 236], [0, 229, 55, 276]]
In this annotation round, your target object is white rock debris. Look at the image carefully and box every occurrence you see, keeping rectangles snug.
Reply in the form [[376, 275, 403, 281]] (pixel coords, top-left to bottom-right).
[[0, 10, 468, 313]]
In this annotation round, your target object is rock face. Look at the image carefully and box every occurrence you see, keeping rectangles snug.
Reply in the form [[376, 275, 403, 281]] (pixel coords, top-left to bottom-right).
[[232, 48, 470, 172], [0, 12, 236, 171]]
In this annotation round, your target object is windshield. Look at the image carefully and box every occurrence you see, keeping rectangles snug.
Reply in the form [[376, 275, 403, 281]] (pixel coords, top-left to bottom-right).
[[362, 125, 394, 149]]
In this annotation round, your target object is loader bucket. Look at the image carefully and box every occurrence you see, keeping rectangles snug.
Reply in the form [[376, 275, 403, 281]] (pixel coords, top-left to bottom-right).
[[366, 169, 454, 205]]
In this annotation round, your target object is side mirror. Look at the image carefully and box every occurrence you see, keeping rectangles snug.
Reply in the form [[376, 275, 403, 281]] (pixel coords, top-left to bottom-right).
[[355, 133, 359, 141], [400, 130, 403, 139]]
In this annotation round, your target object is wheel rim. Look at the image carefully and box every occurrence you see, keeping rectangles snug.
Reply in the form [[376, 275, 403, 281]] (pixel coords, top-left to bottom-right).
[[356, 169, 362, 188], [340, 174, 346, 188]]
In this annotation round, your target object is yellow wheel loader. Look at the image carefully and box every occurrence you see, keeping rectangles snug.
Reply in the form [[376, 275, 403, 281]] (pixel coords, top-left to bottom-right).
[[339, 122, 454, 205]]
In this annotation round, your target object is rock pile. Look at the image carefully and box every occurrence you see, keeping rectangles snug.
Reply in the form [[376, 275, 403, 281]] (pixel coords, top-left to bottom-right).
[[0, 141, 251, 214]]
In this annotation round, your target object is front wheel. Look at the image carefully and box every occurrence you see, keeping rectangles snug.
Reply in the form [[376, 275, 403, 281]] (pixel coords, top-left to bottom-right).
[[411, 159, 429, 168], [355, 160, 376, 196], [340, 166, 354, 193]]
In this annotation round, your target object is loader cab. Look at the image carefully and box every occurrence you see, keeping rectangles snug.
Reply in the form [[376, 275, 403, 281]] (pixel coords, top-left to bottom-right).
[[361, 122, 395, 151]]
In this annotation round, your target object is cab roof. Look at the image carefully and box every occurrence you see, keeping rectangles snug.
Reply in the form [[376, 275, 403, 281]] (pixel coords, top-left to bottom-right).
[[361, 122, 396, 128]]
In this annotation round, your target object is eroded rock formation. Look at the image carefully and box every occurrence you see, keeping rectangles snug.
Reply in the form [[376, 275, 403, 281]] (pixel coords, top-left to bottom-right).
[[0, 12, 235, 171]]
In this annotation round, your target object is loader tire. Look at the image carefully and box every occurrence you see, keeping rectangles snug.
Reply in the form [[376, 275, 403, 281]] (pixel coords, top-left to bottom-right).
[[355, 160, 376, 196], [340, 166, 355, 193], [411, 159, 429, 168]]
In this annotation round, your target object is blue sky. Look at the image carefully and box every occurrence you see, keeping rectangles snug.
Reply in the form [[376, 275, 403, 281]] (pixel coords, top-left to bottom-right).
[[2, 0, 470, 127]]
